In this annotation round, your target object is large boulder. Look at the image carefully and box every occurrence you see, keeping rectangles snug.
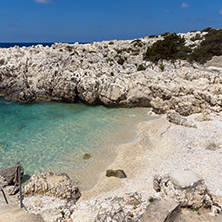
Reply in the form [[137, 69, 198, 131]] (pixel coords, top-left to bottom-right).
[[167, 112, 197, 128], [106, 169, 127, 178], [23, 172, 81, 204], [153, 169, 222, 214], [0, 164, 24, 187]]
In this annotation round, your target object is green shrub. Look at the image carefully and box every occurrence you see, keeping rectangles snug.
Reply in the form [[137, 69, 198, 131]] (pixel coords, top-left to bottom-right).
[[137, 64, 146, 71], [202, 27, 212, 33], [131, 39, 143, 47], [161, 32, 170, 37], [70, 51, 79, 56], [189, 28, 222, 64], [144, 33, 190, 62], [131, 48, 140, 55], [149, 35, 158, 38], [117, 57, 126, 65], [109, 41, 114, 45], [65, 45, 73, 52], [116, 49, 123, 54], [89, 50, 96, 53], [159, 64, 165, 71], [190, 33, 202, 41], [116, 48, 131, 54], [148, 196, 154, 202], [106, 57, 114, 62]]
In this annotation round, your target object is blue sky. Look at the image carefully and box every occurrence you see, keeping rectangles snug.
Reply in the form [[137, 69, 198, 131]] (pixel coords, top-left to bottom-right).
[[0, 0, 222, 42]]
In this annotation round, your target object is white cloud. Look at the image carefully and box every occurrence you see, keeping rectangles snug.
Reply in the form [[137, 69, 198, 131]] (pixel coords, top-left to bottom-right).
[[34, 0, 52, 4], [164, 10, 172, 13], [180, 2, 190, 8], [219, 8, 222, 15]]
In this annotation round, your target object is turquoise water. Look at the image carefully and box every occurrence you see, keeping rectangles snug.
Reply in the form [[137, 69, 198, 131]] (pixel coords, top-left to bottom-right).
[[0, 98, 151, 189]]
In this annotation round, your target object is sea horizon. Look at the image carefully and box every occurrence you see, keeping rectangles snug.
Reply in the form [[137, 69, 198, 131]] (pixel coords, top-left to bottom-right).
[[0, 42, 89, 48]]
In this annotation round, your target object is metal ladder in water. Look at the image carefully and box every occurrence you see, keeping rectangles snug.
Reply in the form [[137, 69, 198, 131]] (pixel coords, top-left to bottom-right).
[[0, 163, 23, 208]]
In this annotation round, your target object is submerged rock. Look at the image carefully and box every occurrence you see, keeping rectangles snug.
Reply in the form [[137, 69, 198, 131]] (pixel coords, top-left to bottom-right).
[[83, 153, 91, 159]]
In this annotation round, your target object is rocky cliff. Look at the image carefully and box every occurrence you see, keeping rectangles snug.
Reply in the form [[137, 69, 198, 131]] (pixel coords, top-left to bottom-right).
[[0, 31, 222, 115]]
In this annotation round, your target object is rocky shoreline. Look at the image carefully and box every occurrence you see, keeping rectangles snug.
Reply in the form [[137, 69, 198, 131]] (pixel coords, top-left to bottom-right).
[[1, 30, 222, 221], [1, 31, 222, 116], [1, 112, 222, 221]]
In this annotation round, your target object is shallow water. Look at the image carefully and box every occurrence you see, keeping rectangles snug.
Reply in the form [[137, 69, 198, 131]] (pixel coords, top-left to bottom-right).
[[0, 98, 151, 190]]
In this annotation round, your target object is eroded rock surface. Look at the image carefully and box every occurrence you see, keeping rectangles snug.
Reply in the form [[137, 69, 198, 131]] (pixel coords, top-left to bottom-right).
[[153, 170, 222, 214], [23, 172, 81, 204], [1, 32, 222, 115]]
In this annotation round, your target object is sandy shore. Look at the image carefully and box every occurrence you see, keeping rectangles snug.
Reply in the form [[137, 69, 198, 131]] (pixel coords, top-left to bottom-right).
[[4, 111, 222, 222], [74, 112, 222, 214]]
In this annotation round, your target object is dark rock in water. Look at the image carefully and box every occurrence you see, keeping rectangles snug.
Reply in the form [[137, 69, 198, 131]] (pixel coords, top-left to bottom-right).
[[106, 169, 127, 178], [0, 164, 24, 187], [83, 153, 91, 159], [18, 89, 36, 103], [24, 172, 81, 204]]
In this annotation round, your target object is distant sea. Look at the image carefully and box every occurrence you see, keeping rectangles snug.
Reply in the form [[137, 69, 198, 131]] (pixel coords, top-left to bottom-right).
[[0, 42, 55, 48], [0, 42, 88, 48]]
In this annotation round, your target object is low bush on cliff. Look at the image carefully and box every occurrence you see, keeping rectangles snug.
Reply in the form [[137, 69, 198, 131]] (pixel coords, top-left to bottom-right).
[[137, 64, 146, 71], [161, 32, 170, 37], [117, 57, 126, 65], [131, 39, 143, 47], [144, 28, 222, 64], [188, 28, 222, 64], [144, 33, 191, 62]]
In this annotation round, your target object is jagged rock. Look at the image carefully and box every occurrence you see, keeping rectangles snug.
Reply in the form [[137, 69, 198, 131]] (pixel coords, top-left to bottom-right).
[[205, 141, 222, 151], [195, 113, 212, 122], [23, 195, 72, 222], [153, 170, 222, 213], [167, 112, 197, 128], [0, 164, 24, 187], [18, 88, 36, 103], [106, 169, 127, 178], [94, 193, 147, 222], [0, 33, 222, 115], [140, 198, 181, 222], [23, 172, 81, 203]]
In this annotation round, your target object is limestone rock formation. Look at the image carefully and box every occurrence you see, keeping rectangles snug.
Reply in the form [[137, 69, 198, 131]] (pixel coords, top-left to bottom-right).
[[0, 32, 222, 115], [23, 172, 81, 204], [94, 192, 147, 222], [153, 170, 222, 214], [167, 112, 197, 128]]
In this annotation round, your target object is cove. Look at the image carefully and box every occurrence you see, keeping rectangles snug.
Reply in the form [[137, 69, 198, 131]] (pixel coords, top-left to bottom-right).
[[0, 98, 151, 190]]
